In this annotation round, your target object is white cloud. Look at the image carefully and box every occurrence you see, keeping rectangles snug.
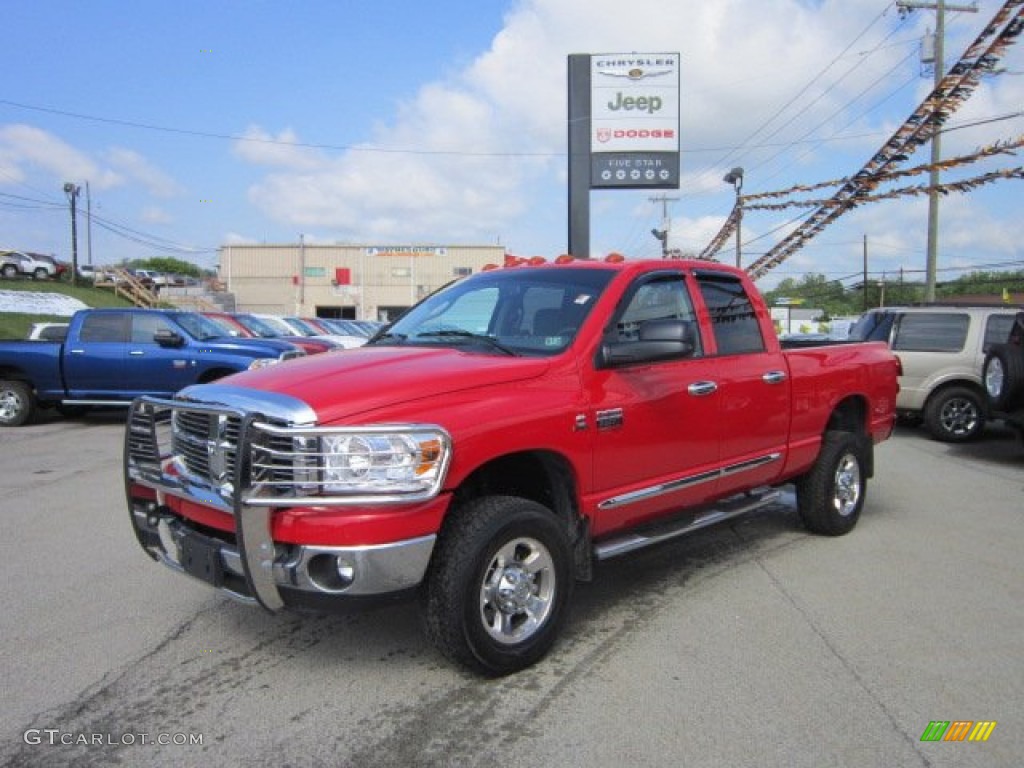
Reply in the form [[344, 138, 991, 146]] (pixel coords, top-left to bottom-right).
[[231, 0, 1023, 277], [140, 205, 173, 224], [105, 148, 184, 198], [0, 124, 121, 189], [231, 126, 325, 170]]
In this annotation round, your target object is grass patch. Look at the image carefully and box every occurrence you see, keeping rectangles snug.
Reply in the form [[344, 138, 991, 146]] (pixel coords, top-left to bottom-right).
[[0, 278, 136, 339]]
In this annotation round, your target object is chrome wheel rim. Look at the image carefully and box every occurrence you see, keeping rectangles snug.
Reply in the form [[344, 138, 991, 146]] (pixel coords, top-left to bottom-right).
[[0, 388, 22, 422], [833, 453, 861, 517], [940, 397, 980, 437], [479, 536, 556, 645]]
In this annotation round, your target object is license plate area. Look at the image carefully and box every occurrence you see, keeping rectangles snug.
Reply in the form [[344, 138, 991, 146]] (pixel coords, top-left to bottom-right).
[[180, 531, 224, 587]]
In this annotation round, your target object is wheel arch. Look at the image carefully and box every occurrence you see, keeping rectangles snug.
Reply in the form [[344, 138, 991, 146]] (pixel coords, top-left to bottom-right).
[[824, 395, 874, 478], [445, 449, 591, 580], [923, 378, 988, 416], [0, 366, 36, 391], [197, 367, 241, 384]]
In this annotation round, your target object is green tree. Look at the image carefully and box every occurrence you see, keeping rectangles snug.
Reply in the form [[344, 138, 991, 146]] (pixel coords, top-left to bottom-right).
[[132, 257, 202, 277], [763, 273, 854, 317]]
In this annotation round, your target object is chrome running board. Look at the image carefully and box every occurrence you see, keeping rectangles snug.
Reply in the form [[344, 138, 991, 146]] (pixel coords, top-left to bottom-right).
[[593, 488, 782, 560]]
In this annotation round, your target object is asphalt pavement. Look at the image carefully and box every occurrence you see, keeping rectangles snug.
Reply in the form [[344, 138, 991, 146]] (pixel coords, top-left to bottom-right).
[[1, 412, 1021, 768]]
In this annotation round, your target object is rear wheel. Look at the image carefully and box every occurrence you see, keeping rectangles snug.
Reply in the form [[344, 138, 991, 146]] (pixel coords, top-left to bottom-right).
[[32, 267, 50, 280], [422, 495, 572, 676], [923, 386, 984, 442], [0, 380, 35, 427], [797, 431, 865, 536]]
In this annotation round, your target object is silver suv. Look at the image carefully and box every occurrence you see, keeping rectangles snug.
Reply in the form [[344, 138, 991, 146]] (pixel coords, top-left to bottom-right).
[[850, 306, 1020, 441]]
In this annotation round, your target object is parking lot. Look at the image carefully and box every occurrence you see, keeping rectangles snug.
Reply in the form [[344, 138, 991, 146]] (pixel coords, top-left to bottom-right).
[[0, 413, 1021, 768]]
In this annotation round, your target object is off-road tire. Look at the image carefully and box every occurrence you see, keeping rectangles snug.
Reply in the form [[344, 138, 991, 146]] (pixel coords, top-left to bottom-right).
[[422, 495, 572, 676], [923, 386, 984, 442], [796, 431, 866, 536], [984, 344, 1024, 412]]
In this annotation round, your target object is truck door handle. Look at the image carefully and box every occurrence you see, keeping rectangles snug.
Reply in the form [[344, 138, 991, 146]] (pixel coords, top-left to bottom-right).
[[69, 349, 85, 355], [762, 370, 787, 385], [687, 381, 718, 396], [129, 350, 145, 356]]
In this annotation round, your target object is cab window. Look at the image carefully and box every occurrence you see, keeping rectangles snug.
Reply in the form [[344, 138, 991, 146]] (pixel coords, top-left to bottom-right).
[[695, 272, 765, 355]]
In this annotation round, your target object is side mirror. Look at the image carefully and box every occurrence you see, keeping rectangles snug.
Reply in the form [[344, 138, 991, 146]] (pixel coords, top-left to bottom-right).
[[153, 329, 185, 348], [600, 319, 696, 367]]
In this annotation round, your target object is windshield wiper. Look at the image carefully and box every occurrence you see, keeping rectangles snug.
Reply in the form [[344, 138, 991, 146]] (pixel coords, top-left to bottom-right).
[[366, 331, 407, 345], [415, 330, 517, 356]]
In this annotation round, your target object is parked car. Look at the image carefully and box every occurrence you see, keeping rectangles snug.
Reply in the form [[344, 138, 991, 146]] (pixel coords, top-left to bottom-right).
[[201, 312, 338, 356], [0, 308, 304, 427], [276, 315, 366, 349], [849, 305, 1020, 441], [0, 250, 61, 279], [29, 253, 69, 279], [982, 311, 1024, 441], [129, 269, 161, 288]]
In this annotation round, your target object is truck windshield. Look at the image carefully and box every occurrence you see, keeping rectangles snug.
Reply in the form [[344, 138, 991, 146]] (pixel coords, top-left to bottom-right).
[[373, 266, 616, 356], [173, 312, 231, 341]]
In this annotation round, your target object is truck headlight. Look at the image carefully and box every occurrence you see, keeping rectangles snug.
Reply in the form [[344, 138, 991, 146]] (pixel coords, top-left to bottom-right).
[[320, 429, 449, 496], [248, 357, 280, 370]]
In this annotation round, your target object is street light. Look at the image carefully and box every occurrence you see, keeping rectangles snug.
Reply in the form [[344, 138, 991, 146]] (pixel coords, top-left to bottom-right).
[[723, 167, 744, 269], [63, 182, 81, 286]]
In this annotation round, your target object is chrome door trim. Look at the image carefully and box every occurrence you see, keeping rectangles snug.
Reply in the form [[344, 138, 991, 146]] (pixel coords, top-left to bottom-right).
[[597, 452, 782, 510]]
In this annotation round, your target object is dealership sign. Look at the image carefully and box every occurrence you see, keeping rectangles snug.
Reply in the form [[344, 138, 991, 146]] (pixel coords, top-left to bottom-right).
[[590, 53, 679, 189]]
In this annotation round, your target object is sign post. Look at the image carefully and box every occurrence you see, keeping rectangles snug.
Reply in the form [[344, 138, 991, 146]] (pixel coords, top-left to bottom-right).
[[568, 52, 680, 258]]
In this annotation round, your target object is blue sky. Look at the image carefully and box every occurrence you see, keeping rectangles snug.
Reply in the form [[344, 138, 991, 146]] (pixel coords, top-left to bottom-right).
[[2, 0, 1022, 290]]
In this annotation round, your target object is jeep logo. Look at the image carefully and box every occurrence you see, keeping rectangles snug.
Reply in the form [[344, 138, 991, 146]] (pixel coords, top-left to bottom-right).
[[607, 92, 663, 114]]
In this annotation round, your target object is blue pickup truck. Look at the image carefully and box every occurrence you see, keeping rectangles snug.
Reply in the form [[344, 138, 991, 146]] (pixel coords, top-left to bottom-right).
[[0, 308, 304, 426]]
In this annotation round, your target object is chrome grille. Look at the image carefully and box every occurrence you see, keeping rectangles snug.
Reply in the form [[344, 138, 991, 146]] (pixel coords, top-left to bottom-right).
[[126, 403, 170, 471], [172, 410, 242, 483], [251, 430, 320, 494]]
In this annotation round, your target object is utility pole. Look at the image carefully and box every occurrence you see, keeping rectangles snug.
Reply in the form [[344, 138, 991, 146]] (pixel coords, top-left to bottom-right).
[[649, 194, 678, 258], [862, 234, 869, 311], [63, 182, 80, 286], [85, 181, 93, 267], [896, 0, 978, 302]]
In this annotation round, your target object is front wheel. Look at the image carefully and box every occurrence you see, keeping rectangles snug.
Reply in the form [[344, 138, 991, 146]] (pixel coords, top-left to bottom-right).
[[923, 386, 984, 442], [796, 431, 866, 536], [422, 495, 572, 676], [0, 379, 35, 427]]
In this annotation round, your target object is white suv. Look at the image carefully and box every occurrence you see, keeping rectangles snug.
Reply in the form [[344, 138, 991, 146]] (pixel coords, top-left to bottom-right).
[[1, 250, 58, 279], [850, 305, 1020, 441]]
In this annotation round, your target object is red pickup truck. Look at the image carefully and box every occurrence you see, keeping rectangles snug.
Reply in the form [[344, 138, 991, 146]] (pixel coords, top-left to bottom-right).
[[125, 257, 899, 674]]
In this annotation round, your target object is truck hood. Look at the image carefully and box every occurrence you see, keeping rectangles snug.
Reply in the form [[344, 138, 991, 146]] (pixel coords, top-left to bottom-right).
[[198, 345, 553, 424]]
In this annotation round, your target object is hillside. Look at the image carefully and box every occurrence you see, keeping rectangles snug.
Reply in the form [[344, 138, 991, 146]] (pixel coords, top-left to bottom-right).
[[0, 279, 136, 339]]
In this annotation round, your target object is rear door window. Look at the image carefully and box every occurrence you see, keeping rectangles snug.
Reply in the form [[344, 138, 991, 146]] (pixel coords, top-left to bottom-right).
[[983, 314, 1016, 352], [695, 272, 765, 355], [891, 313, 968, 352]]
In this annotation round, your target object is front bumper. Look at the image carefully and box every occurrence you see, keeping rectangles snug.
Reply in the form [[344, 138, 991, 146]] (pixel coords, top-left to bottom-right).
[[129, 497, 435, 609], [123, 389, 448, 611]]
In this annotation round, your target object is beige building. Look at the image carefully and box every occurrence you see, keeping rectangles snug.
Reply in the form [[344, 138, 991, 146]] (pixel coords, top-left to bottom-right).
[[218, 243, 507, 322]]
